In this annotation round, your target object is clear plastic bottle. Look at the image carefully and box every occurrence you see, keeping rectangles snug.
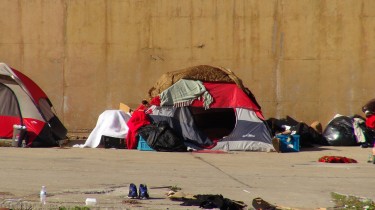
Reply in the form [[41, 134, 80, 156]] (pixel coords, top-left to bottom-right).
[[368, 153, 373, 163], [40, 186, 46, 204], [21, 139, 26, 148]]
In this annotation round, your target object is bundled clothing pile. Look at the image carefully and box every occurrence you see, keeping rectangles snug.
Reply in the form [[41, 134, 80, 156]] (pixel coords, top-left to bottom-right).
[[318, 156, 357, 163], [266, 116, 328, 148], [126, 110, 151, 149]]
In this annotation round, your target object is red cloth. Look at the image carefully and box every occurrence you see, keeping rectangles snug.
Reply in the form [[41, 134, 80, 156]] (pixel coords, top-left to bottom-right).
[[134, 104, 149, 112], [150, 96, 161, 106], [126, 111, 151, 149], [191, 83, 259, 110], [192, 82, 265, 120], [366, 115, 375, 130], [318, 156, 357, 163]]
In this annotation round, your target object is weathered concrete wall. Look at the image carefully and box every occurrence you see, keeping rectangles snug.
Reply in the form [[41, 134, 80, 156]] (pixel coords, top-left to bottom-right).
[[1, 0, 374, 132]]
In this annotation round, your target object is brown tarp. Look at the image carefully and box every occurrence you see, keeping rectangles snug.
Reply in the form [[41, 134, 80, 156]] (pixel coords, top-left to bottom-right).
[[148, 65, 246, 99]]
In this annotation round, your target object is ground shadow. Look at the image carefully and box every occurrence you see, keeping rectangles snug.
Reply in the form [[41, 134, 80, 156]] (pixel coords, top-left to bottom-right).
[[299, 146, 343, 152]]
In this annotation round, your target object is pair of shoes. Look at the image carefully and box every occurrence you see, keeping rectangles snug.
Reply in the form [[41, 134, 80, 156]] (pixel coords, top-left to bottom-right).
[[127, 183, 149, 199]]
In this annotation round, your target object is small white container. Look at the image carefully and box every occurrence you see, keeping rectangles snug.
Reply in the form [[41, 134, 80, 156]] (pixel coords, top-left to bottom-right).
[[85, 198, 97, 206], [40, 186, 47, 205]]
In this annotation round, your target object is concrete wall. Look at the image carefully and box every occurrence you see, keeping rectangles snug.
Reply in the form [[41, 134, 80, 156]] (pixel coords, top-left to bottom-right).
[[1, 0, 374, 133]]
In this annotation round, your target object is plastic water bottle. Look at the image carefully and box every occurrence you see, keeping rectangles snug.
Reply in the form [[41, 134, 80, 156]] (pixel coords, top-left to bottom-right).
[[368, 153, 373, 163], [12, 125, 21, 147], [21, 139, 26, 148], [12, 125, 26, 147], [40, 186, 47, 204]]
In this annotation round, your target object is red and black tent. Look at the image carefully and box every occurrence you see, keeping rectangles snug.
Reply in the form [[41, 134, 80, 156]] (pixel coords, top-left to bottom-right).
[[0, 63, 67, 147]]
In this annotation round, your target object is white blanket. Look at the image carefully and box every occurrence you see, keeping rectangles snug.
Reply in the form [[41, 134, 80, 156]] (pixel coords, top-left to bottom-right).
[[75, 110, 131, 148]]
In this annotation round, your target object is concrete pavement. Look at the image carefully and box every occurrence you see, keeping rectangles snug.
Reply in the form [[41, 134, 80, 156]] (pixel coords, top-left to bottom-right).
[[0, 145, 374, 209]]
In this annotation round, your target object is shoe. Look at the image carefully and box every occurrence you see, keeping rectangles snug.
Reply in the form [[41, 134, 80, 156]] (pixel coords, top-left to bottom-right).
[[272, 137, 281, 153], [252, 197, 277, 210], [127, 183, 138, 198], [139, 184, 149, 199], [361, 143, 371, 148]]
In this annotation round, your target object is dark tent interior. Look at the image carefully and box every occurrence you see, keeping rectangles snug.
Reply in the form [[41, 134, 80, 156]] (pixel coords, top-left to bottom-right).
[[189, 107, 236, 140]]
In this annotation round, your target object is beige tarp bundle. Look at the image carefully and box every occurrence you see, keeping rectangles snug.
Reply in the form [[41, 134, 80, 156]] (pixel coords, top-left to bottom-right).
[[147, 65, 247, 99]]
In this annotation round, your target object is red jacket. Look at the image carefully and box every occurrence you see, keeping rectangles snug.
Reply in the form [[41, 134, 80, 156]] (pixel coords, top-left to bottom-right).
[[126, 111, 150, 149]]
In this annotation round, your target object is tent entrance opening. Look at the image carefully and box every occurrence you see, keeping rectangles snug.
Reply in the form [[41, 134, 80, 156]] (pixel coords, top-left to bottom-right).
[[189, 107, 236, 140]]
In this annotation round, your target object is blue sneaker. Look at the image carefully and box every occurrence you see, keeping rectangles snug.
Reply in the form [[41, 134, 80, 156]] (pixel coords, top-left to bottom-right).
[[139, 184, 149, 199], [127, 183, 138, 198]]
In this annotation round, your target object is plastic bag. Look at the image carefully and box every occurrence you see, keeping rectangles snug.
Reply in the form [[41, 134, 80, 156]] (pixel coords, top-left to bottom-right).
[[323, 115, 357, 146]]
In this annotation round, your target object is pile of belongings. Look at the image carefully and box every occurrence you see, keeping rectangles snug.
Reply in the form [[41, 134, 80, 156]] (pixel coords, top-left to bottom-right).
[[266, 116, 329, 148], [126, 65, 275, 152], [323, 114, 374, 147], [267, 114, 375, 149]]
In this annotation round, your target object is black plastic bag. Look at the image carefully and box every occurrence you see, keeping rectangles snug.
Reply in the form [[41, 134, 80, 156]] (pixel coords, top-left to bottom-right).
[[323, 116, 358, 146], [137, 121, 187, 152], [180, 194, 246, 210]]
